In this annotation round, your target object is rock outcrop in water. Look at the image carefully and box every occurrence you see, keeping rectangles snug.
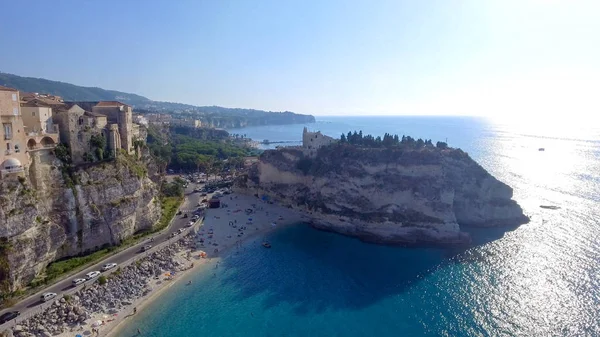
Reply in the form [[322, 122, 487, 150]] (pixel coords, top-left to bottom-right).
[[236, 143, 528, 246], [0, 150, 162, 292]]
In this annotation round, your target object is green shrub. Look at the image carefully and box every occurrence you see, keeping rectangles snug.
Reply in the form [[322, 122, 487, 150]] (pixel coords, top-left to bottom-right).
[[44, 248, 113, 283], [98, 275, 107, 285]]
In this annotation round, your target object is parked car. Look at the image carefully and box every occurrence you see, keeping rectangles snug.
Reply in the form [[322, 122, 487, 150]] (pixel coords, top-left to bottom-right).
[[178, 228, 185, 234], [0, 311, 20, 324], [141, 245, 152, 252], [85, 271, 100, 280], [200, 193, 207, 197], [186, 222, 194, 228], [102, 263, 117, 271], [72, 278, 86, 286], [41, 292, 57, 302]]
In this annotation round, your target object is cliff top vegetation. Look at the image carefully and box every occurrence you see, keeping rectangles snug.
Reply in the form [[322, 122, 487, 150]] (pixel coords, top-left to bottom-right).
[[339, 130, 448, 149]]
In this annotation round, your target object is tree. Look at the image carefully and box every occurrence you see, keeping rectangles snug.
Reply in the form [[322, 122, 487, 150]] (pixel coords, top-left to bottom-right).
[[436, 141, 448, 149], [54, 143, 71, 163], [340, 133, 347, 142]]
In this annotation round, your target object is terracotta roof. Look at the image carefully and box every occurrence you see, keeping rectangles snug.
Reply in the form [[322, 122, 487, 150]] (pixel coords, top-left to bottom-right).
[[21, 101, 49, 108], [0, 85, 17, 92], [96, 101, 129, 107], [19, 91, 35, 99]]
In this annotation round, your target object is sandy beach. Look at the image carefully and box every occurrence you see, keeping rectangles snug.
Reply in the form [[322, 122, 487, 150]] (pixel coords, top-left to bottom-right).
[[96, 192, 305, 337]]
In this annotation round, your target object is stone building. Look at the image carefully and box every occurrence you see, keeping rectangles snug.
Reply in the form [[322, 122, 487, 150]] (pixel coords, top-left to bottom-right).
[[52, 104, 119, 163], [170, 118, 202, 128], [51, 100, 146, 164], [90, 101, 135, 155], [19, 100, 60, 156], [0, 86, 29, 178], [145, 113, 172, 125], [302, 127, 336, 157]]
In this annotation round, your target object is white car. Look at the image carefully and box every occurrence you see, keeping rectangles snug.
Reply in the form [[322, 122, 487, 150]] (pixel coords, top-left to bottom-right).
[[178, 228, 185, 234], [41, 292, 57, 302], [72, 278, 86, 286], [85, 271, 100, 280], [102, 263, 117, 271]]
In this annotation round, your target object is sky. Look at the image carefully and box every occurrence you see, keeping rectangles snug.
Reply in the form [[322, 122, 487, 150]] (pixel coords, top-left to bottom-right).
[[0, 0, 599, 119]]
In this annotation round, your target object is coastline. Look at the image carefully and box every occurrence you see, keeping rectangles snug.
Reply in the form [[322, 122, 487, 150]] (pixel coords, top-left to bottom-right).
[[102, 193, 305, 337]]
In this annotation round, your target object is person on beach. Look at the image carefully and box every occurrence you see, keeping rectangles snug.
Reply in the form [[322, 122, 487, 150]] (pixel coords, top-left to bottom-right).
[[134, 307, 137, 314], [137, 328, 141, 335]]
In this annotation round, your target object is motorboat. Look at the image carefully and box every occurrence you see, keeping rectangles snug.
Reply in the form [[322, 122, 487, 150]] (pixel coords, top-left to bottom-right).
[[262, 241, 271, 248]]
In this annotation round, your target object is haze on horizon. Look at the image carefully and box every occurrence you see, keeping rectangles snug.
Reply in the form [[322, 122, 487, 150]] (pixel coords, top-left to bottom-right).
[[0, 0, 598, 121]]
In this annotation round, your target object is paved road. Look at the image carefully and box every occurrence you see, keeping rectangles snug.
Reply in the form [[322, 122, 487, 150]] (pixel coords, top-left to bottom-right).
[[0, 182, 205, 325]]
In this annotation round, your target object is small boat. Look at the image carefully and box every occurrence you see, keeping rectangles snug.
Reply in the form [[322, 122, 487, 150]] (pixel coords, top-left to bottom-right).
[[538, 148, 545, 151], [262, 242, 271, 248]]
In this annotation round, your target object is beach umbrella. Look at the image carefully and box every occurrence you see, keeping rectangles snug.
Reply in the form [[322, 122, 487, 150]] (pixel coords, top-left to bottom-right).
[[76, 335, 82, 337], [92, 320, 102, 327]]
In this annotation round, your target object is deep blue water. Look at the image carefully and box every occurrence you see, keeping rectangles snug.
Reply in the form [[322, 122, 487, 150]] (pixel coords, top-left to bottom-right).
[[119, 116, 600, 336]]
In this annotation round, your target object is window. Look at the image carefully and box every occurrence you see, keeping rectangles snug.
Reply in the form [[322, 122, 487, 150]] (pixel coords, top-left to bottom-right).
[[3, 123, 12, 139], [14, 144, 20, 153], [32, 111, 36, 116], [6, 143, 9, 150], [13, 107, 18, 116], [78, 117, 84, 125], [11, 94, 17, 101]]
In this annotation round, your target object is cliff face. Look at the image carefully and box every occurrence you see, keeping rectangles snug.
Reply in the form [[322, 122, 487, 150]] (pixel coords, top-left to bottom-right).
[[236, 144, 528, 246], [0, 151, 161, 291]]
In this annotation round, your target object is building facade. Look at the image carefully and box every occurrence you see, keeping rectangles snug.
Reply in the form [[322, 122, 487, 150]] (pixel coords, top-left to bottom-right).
[[302, 127, 336, 157], [91, 101, 134, 154], [170, 118, 202, 128], [0, 86, 29, 177]]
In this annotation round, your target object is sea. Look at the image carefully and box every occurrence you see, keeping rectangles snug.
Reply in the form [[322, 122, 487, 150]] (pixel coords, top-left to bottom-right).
[[119, 116, 600, 336]]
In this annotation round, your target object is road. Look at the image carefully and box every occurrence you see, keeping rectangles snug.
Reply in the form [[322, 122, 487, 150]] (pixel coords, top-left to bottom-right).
[[0, 181, 205, 326]]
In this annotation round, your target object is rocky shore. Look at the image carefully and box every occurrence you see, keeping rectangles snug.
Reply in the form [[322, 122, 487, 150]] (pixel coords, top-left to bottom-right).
[[4, 234, 196, 337]]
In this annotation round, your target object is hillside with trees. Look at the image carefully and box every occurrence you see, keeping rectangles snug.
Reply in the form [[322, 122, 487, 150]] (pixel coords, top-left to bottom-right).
[[146, 125, 253, 174], [0, 72, 315, 128]]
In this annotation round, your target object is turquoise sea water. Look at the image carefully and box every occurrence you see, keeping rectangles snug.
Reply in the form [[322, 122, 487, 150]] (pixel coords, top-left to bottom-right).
[[120, 116, 600, 336]]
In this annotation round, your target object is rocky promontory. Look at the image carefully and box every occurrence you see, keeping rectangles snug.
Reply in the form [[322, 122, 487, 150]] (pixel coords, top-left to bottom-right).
[[236, 142, 528, 246]]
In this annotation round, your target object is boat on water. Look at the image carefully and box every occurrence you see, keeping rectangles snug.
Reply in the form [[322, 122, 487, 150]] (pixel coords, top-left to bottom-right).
[[539, 148, 545, 151], [262, 241, 271, 248]]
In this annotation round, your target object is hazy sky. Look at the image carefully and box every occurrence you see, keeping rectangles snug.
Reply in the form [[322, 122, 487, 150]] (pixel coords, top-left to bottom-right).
[[1, 0, 598, 117]]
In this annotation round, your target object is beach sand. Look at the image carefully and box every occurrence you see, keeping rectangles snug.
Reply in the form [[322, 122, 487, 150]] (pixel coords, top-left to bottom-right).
[[82, 193, 306, 337]]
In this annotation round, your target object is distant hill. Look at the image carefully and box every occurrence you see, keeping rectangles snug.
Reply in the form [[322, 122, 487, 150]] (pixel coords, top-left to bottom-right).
[[0, 72, 315, 128], [0, 72, 151, 105]]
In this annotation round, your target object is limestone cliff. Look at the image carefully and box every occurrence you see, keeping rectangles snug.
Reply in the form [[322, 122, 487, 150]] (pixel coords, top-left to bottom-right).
[[236, 144, 528, 246], [0, 151, 161, 292]]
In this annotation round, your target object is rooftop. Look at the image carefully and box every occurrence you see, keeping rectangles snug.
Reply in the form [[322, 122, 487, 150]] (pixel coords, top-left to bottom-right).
[[96, 101, 129, 107], [84, 111, 107, 118], [0, 85, 17, 92]]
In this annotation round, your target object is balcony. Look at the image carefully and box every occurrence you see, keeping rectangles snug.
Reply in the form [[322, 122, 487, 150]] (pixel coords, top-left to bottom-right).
[[27, 134, 58, 151]]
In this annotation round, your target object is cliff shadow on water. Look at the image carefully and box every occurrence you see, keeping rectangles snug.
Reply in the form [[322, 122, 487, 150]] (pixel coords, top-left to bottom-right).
[[218, 221, 517, 314]]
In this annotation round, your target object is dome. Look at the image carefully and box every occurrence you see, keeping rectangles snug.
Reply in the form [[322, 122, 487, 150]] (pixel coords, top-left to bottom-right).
[[2, 158, 23, 169]]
